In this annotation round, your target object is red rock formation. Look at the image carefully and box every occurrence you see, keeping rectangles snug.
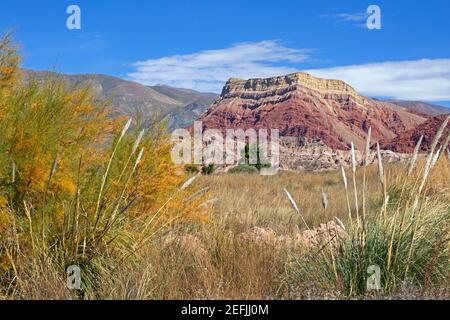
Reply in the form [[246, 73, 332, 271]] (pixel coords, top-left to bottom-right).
[[381, 114, 450, 153], [196, 72, 428, 151]]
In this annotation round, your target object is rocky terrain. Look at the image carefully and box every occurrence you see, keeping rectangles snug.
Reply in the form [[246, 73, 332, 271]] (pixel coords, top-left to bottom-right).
[[194, 72, 450, 170], [197, 72, 428, 151], [381, 114, 450, 153], [279, 137, 409, 171]]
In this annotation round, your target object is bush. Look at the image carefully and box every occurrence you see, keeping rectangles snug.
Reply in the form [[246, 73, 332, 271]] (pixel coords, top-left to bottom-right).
[[243, 143, 271, 171], [284, 132, 450, 298], [201, 164, 215, 175], [184, 164, 199, 174], [228, 164, 259, 174], [286, 206, 449, 297], [0, 35, 205, 299]]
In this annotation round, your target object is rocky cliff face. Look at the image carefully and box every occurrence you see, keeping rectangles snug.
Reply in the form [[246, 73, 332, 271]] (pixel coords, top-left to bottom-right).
[[221, 73, 360, 99], [381, 114, 450, 153], [279, 137, 409, 171], [197, 72, 428, 151]]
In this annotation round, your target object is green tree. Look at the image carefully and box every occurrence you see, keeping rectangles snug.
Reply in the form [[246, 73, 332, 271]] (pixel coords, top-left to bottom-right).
[[243, 142, 271, 171]]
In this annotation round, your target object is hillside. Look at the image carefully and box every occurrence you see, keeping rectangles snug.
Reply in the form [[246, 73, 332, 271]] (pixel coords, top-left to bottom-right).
[[196, 72, 428, 150], [23, 70, 218, 130], [387, 100, 450, 116]]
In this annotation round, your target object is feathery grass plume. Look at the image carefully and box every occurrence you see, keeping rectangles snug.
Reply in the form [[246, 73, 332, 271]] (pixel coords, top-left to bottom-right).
[[444, 130, 450, 148], [11, 160, 15, 183], [121, 118, 132, 139], [447, 149, 450, 161], [109, 147, 146, 226], [419, 115, 449, 192], [136, 147, 145, 164], [431, 147, 442, 169], [407, 135, 423, 175], [93, 118, 132, 233], [351, 142, 357, 174], [116, 129, 146, 184], [321, 189, 328, 210], [376, 143, 384, 185], [131, 174, 200, 246], [430, 115, 449, 153], [341, 166, 353, 229], [350, 142, 360, 226], [181, 175, 197, 190], [134, 148, 145, 168], [438, 131, 450, 161], [132, 129, 145, 155], [421, 154, 433, 191], [335, 217, 346, 231], [284, 188, 310, 229], [376, 142, 388, 221], [362, 128, 371, 226], [424, 115, 449, 171], [341, 166, 348, 190], [284, 188, 299, 214], [380, 195, 390, 215]]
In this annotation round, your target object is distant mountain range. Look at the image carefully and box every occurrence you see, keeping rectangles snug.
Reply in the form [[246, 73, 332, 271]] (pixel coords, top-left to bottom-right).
[[384, 100, 449, 116], [23, 70, 218, 131]]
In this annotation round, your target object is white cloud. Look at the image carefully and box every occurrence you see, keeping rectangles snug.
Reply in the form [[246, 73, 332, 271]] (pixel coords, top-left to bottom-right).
[[319, 12, 369, 28], [127, 41, 311, 93], [306, 59, 450, 101], [128, 40, 450, 102], [320, 13, 368, 22]]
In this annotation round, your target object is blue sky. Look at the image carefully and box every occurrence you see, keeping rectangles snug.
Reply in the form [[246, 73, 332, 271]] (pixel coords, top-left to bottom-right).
[[1, 0, 450, 106]]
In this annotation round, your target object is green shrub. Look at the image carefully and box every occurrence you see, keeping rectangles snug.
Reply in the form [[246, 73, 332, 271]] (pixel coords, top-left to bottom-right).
[[243, 143, 271, 170], [184, 164, 199, 174], [201, 164, 215, 175], [286, 205, 450, 297]]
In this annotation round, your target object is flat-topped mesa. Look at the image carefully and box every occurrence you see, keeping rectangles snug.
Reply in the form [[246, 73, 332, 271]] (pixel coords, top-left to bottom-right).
[[221, 72, 359, 98], [197, 71, 428, 153]]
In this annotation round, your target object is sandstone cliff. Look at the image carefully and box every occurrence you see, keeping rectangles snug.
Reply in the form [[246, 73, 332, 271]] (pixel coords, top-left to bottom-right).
[[197, 72, 428, 151]]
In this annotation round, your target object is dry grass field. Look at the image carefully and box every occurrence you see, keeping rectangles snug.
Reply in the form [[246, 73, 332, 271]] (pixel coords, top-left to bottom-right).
[[129, 161, 449, 300], [0, 34, 449, 300]]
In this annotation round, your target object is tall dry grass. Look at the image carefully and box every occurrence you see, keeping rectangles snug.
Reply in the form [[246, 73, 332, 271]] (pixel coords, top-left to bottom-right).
[[0, 34, 448, 300], [285, 129, 450, 298], [0, 35, 205, 299]]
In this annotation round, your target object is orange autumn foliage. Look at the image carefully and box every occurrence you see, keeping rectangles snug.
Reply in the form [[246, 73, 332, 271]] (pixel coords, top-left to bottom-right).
[[0, 34, 207, 275]]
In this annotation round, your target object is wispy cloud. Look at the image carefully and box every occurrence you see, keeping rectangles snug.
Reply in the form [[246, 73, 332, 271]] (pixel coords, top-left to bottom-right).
[[307, 59, 450, 101], [128, 41, 450, 102], [320, 12, 368, 28], [127, 41, 312, 92]]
